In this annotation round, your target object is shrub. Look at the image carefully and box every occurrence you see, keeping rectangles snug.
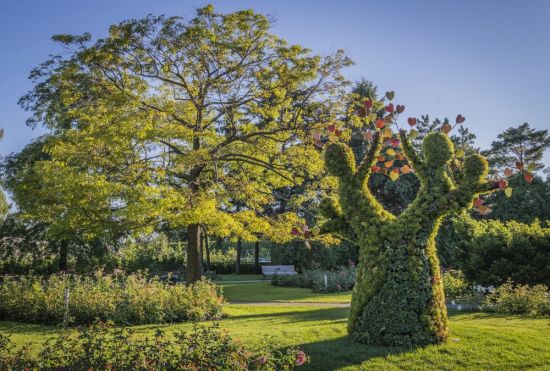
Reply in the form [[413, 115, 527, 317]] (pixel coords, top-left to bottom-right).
[[272, 265, 356, 293], [0, 321, 308, 370], [453, 215, 550, 286], [0, 273, 224, 325], [442, 269, 469, 298], [271, 240, 357, 272], [484, 280, 550, 316]]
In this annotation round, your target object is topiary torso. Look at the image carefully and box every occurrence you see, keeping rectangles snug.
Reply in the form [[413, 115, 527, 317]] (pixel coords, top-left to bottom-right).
[[321, 130, 497, 346]]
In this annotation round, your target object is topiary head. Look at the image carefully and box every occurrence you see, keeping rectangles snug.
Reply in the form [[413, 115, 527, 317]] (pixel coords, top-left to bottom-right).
[[463, 154, 489, 183], [325, 143, 356, 177], [422, 132, 454, 168]]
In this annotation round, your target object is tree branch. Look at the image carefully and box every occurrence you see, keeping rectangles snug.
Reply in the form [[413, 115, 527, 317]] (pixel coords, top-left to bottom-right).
[[355, 131, 383, 182], [399, 130, 425, 174]]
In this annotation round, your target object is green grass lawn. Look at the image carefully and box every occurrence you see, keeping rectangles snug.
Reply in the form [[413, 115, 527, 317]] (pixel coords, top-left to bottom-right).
[[220, 281, 352, 303], [215, 273, 267, 281], [2, 281, 550, 370]]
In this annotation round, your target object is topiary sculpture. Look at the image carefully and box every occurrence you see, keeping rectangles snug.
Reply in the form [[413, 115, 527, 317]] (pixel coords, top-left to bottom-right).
[[315, 95, 513, 346]]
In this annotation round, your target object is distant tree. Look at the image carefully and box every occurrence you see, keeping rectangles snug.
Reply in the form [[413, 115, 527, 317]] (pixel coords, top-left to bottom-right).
[[482, 123, 550, 174], [0, 129, 8, 219], [20, 6, 350, 282], [1, 137, 129, 271]]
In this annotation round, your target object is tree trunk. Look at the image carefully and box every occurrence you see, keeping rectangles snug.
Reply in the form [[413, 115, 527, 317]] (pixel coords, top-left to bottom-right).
[[254, 240, 260, 274], [59, 240, 68, 271], [235, 237, 242, 274], [186, 224, 203, 285], [204, 230, 211, 272], [200, 230, 204, 271]]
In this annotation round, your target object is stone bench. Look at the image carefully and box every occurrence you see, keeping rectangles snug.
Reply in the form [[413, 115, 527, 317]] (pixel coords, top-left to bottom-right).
[[261, 265, 297, 276]]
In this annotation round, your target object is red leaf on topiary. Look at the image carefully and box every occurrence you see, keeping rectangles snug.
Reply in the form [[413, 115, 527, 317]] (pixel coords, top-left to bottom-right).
[[407, 117, 417, 126], [473, 197, 483, 207], [386, 103, 394, 113], [456, 114, 465, 124], [516, 161, 524, 170]]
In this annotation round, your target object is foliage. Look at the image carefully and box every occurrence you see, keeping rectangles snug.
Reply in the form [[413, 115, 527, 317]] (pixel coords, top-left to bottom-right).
[[317, 91, 507, 346], [0, 274, 223, 325], [441, 269, 469, 298], [271, 265, 356, 293], [118, 235, 185, 273], [452, 214, 550, 286], [0, 321, 307, 370], [270, 239, 357, 271], [485, 280, 550, 316], [482, 174, 550, 223], [0, 215, 57, 274]]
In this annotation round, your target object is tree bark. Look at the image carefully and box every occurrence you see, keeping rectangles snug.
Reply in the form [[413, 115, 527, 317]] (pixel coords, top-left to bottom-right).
[[254, 240, 260, 274], [204, 230, 211, 272], [59, 240, 68, 271], [186, 224, 203, 284], [235, 237, 242, 274]]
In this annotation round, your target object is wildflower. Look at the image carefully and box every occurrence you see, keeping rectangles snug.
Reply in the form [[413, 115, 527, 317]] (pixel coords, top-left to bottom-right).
[[256, 356, 268, 365], [295, 350, 306, 366]]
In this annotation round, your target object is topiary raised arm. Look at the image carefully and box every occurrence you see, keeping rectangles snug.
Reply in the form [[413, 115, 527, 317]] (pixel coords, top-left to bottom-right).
[[322, 126, 499, 346]]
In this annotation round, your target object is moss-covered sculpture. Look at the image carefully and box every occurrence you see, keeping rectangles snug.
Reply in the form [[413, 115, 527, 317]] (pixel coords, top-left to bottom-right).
[[321, 128, 499, 346]]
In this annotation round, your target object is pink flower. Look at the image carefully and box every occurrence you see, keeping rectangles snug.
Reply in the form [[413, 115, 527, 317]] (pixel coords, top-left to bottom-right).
[[295, 350, 306, 366], [256, 356, 268, 365], [336, 284, 342, 290]]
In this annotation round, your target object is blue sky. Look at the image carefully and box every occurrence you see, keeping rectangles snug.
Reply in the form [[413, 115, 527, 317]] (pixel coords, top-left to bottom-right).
[[1, 0, 549, 165]]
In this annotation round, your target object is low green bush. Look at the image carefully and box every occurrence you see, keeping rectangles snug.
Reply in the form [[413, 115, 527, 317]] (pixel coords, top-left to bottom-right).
[[452, 214, 550, 286], [271, 265, 356, 293], [0, 273, 224, 325], [0, 321, 308, 370], [442, 269, 470, 298], [484, 280, 550, 316]]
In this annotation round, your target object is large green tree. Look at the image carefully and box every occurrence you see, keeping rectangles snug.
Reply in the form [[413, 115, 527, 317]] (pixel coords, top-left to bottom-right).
[[20, 6, 350, 282]]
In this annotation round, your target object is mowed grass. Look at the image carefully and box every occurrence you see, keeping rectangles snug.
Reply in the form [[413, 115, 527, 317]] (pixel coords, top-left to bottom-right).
[[220, 281, 352, 303], [1, 280, 550, 370]]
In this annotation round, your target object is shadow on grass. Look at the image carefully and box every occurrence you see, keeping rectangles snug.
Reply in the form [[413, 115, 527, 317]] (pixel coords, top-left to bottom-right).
[[227, 306, 349, 322], [291, 336, 415, 370], [0, 321, 59, 335]]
